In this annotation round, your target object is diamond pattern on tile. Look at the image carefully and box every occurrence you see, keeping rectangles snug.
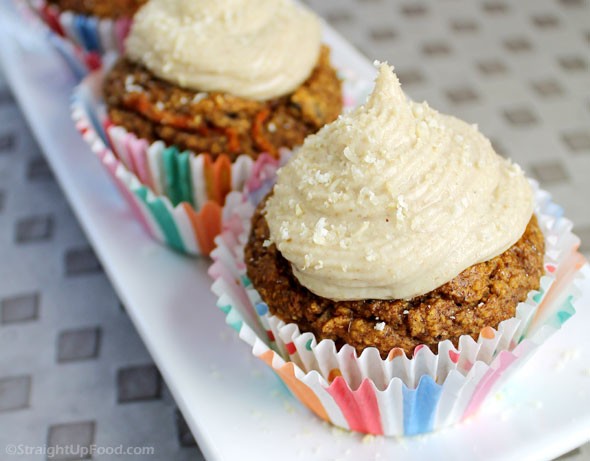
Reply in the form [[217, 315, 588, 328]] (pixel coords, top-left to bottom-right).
[[27, 156, 54, 181], [503, 37, 533, 52], [0, 375, 31, 412], [47, 421, 95, 460], [490, 138, 508, 157], [558, 0, 586, 6], [503, 107, 539, 126], [558, 56, 588, 72], [532, 14, 560, 28], [576, 226, 590, 254], [57, 327, 101, 363], [562, 130, 590, 153], [446, 86, 480, 104], [175, 409, 197, 447], [400, 4, 428, 16], [556, 447, 583, 460], [15, 214, 54, 244], [117, 365, 162, 403], [422, 41, 452, 56], [482, 1, 509, 13], [369, 27, 397, 42], [1, 293, 39, 324], [530, 161, 570, 184], [396, 68, 426, 86], [64, 246, 102, 276], [0, 131, 15, 153], [0, 88, 15, 106], [477, 59, 508, 75], [324, 10, 353, 25], [451, 19, 479, 33], [531, 79, 564, 97]]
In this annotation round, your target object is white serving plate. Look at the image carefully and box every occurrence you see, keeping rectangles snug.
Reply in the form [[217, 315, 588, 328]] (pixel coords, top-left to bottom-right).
[[1, 2, 589, 460]]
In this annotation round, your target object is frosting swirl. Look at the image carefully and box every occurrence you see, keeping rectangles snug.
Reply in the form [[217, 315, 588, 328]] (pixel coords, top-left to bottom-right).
[[125, 0, 321, 100], [264, 63, 534, 301]]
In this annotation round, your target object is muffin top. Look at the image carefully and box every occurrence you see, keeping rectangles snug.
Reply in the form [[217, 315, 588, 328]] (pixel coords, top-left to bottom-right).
[[264, 63, 534, 301], [125, 0, 321, 100]]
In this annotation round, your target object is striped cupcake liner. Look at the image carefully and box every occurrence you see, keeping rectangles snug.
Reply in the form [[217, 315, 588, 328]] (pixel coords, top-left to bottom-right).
[[70, 67, 370, 256], [209, 181, 586, 436], [71, 71, 286, 256], [23, 0, 133, 76]]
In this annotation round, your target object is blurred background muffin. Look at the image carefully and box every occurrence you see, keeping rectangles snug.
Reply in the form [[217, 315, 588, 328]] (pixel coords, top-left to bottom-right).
[[72, 0, 343, 255], [103, 0, 342, 160]]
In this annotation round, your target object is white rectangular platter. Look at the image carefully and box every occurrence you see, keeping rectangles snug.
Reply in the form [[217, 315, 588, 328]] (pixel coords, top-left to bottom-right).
[[1, 2, 589, 460]]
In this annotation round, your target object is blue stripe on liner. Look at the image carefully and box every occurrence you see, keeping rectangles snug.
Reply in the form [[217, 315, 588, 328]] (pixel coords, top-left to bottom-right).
[[81, 16, 102, 53], [73, 83, 108, 144], [76, 16, 100, 53], [402, 375, 443, 435], [73, 16, 92, 52], [48, 32, 87, 80], [255, 302, 269, 316]]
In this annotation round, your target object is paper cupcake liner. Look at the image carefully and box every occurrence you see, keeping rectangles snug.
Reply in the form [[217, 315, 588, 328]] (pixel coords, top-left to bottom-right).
[[71, 67, 369, 256], [23, 0, 132, 76], [209, 180, 586, 436]]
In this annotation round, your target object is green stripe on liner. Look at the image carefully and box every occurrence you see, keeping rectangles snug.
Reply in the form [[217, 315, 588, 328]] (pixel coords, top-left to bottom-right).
[[163, 146, 182, 206], [241, 275, 252, 287], [532, 288, 544, 304], [135, 186, 186, 252], [225, 308, 243, 332], [555, 294, 576, 327], [177, 151, 194, 206], [218, 304, 232, 314]]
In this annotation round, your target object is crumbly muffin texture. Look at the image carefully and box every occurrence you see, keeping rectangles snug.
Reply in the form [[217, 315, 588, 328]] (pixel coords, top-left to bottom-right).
[[245, 198, 545, 358], [46, 0, 146, 18], [103, 46, 342, 161]]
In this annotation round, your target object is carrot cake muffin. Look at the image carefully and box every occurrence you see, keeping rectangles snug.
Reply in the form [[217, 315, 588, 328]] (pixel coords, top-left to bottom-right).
[[245, 63, 544, 358], [102, 0, 342, 160], [45, 0, 146, 18]]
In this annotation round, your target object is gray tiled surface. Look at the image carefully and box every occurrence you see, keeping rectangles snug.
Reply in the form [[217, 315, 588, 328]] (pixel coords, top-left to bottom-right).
[[1, 292, 39, 324], [57, 327, 101, 363], [117, 365, 162, 403], [0, 0, 589, 460], [0, 375, 31, 412], [0, 67, 201, 460], [47, 421, 96, 460]]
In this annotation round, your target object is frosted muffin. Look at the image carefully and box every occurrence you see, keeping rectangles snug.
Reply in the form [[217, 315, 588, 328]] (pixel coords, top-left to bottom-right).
[[245, 63, 544, 358], [102, 0, 342, 160]]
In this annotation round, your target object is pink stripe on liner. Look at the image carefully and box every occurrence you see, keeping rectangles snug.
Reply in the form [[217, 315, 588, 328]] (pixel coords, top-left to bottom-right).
[[109, 127, 132, 169], [100, 153, 156, 239], [327, 378, 383, 435], [128, 137, 153, 189], [461, 350, 518, 420], [114, 18, 131, 54], [103, 120, 117, 154], [123, 135, 140, 176], [245, 153, 280, 193]]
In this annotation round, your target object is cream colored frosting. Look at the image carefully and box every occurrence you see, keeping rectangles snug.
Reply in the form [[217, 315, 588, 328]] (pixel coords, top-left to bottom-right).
[[264, 63, 534, 301], [125, 0, 321, 101]]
